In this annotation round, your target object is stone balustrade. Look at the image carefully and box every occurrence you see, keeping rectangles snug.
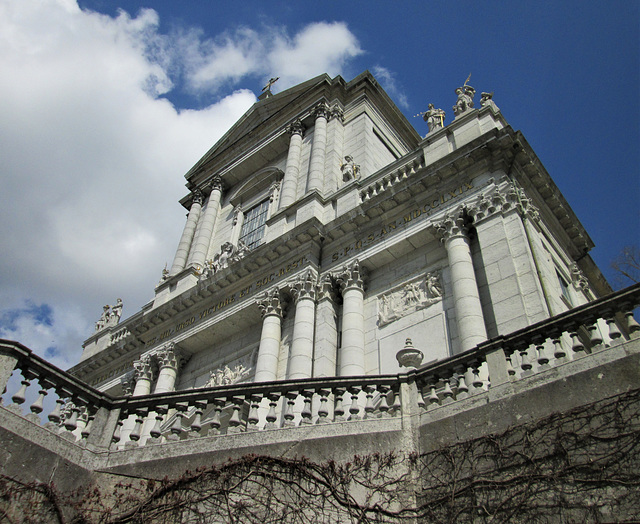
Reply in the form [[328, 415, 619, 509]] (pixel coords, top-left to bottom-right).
[[1, 283, 638, 452], [359, 152, 425, 202]]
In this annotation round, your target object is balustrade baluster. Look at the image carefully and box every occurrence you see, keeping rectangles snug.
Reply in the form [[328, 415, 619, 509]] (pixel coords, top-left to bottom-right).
[[111, 418, 124, 447], [333, 388, 346, 421], [624, 311, 640, 334], [348, 386, 361, 421], [265, 393, 280, 429], [46, 398, 65, 429], [471, 362, 484, 392], [27, 385, 48, 424], [441, 374, 455, 404], [81, 412, 94, 443], [63, 402, 80, 433], [300, 390, 313, 425], [569, 330, 585, 355], [518, 344, 533, 376], [9, 373, 31, 414], [189, 399, 206, 437], [364, 386, 376, 419], [534, 337, 550, 370], [167, 402, 188, 441], [378, 385, 391, 417], [316, 388, 330, 424], [227, 396, 246, 434], [247, 395, 261, 431], [390, 386, 401, 415], [605, 317, 622, 340], [150, 404, 168, 441], [454, 365, 469, 399], [587, 321, 604, 349], [552, 335, 566, 363], [504, 350, 517, 378], [209, 399, 225, 434], [282, 392, 297, 427], [127, 408, 148, 447]]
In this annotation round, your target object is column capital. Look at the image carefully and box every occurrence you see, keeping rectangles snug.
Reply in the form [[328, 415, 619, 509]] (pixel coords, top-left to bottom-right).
[[257, 287, 285, 318], [208, 174, 224, 194], [154, 342, 188, 371], [317, 273, 339, 302], [329, 105, 344, 122], [430, 213, 470, 243], [287, 119, 305, 137], [314, 100, 330, 119], [291, 270, 317, 303], [337, 260, 367, 294], [465, 184, 519, 224], [133, 355, 154, 382], [190, 189, 204, 206]]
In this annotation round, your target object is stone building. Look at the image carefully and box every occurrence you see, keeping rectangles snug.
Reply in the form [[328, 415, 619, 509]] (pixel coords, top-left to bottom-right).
[[72, 71, 608, 396], [1, 71, 638, 520]]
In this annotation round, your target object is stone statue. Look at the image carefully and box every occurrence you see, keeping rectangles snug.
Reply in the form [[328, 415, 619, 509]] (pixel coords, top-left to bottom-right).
[[215, 242, 235, 271], [340, 155, 360, 182], [480, 91, 499, 112], [426, 273, 442, 298], [453, 84, 475, 117], [423, 103, 446, 133], [200, 241, 251, 280], [111, 298, 123, 322], [95, 305, 111, 331]]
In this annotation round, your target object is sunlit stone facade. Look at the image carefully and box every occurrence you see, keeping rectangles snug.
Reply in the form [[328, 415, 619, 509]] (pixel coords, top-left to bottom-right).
[[70, 71, 609, 396]]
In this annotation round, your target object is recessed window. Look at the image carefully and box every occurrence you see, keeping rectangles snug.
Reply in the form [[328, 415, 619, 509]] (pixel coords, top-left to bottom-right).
[[557, 271, 572, 305], [239, 199, 270, 249]]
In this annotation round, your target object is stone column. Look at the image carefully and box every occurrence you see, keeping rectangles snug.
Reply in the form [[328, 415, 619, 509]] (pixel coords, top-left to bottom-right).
[[313, 274, 339, 377], [153, 343, 185, 394], [189, 175, 224, 270], [279, 120, 304, 209], [120, 356, 154, 445], [254, 288, 284, 382], [432, 214, 487, 351], [306, 102, 329, 194], [288, 271, 317, 379], [337, 260, 367, 376], [169, 190, 204, 276]]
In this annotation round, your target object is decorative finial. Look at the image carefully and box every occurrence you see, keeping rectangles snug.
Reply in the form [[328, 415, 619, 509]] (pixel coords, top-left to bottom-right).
[[396, 338, 424, 369]]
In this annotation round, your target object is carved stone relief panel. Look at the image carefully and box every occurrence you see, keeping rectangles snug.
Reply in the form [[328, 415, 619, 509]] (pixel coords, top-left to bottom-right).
[[377, 272, 443, 327]]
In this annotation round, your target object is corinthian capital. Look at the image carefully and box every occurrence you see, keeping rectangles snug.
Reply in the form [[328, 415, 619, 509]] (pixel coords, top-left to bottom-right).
[[337, 259, 367, 294], [190, 189, 204, 206], [287, 119, 305, 137], [257, 287, 285, 318], [330, 105, 344, 122], [133, 355, 154, 382], [466, 186, 518, 224], [314, 101, 329, 119], [430, 213, 470, 243], [291, 270, 317, 303], [154, 342, 188, 371], [208, 175, 224, 194]]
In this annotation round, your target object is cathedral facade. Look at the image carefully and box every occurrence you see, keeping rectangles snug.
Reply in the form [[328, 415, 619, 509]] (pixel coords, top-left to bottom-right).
[[71, 71, 608, 398]]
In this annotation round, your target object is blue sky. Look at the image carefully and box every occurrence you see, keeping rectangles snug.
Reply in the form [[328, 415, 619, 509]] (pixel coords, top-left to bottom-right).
[[0, 0, 637, 368]]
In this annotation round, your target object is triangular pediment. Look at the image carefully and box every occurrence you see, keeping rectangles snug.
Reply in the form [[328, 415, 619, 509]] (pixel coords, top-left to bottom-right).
[[184, 74, 332, 184]]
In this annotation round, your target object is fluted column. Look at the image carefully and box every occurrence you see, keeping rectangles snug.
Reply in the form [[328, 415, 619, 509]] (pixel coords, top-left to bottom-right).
[[313, 274, 339, 377], [337, 260, 367, 376], [306, 102, 329, 194], [255, 288, 284, 382], [432, 214, 487, 351], [169, 190, 204, 276], [153, 342, 186, 393], [189, 175, 224, 270], [279, 120, 305, 209], [288, 271, 317, 379]]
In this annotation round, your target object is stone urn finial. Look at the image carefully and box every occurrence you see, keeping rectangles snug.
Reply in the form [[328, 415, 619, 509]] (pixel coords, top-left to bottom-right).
[[396, 338, 424, 369]]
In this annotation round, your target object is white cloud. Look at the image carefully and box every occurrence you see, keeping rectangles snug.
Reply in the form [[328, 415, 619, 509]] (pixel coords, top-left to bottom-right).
[[0, 1, 362, 368], [182, 21, 363, 94], [372, 65, 409, 109]]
